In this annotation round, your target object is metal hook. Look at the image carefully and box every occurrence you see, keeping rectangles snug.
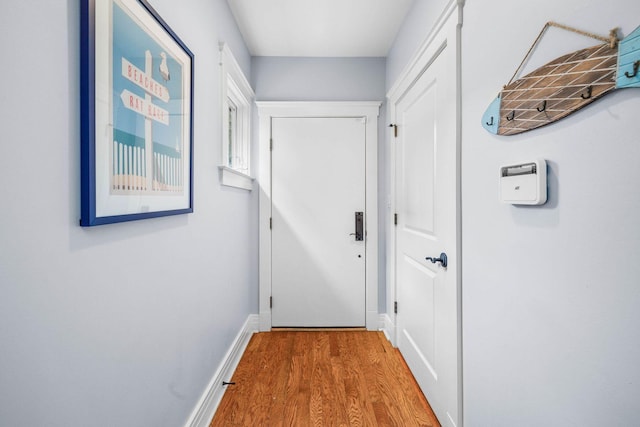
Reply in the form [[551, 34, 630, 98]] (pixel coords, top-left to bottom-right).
[[536, 100, 547, 112], [580, 86, 593, 99], [506, 111, 515, 121], [486, 116, 494, 126], [625, 60, 639, 78]]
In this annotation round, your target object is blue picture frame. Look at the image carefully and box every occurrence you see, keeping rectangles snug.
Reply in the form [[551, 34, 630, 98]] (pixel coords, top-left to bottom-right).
[[80, 0, 194, 226]]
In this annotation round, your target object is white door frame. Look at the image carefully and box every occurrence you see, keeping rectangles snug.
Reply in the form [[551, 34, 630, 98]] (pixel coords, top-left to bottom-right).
[[386, 0, 463, 424], [257, 101, 381, 331]]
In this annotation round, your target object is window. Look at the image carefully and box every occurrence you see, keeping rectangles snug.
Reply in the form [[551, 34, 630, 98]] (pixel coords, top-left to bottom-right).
[[219, 43, 254, 190], [228, 102, 237, 167]]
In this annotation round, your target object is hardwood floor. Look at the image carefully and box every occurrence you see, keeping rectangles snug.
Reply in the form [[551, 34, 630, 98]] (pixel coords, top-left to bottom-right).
[[210, 330, 440, 426]]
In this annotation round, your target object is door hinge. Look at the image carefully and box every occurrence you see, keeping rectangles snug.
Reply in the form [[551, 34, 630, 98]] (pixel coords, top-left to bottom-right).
[[270, 296, 273, 308], [394, 301, 398, 314], [270, 138, 273, 151], [269, 217, 272, 229], [389, 123, 398, 138], [394, 213, 398, 226]]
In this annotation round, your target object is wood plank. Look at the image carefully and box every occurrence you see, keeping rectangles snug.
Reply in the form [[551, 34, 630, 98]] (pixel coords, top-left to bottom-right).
[[617, 25, 640, 88], [210, 331, 439, 426], [288, 333, 311, 426], [262, 332, 293, 427], [497, 44, 617, 135], [342, 332, 379, 426]]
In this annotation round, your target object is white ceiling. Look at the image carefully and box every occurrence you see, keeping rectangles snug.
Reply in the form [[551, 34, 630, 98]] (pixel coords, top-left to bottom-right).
[[226, 0, 414, 57]]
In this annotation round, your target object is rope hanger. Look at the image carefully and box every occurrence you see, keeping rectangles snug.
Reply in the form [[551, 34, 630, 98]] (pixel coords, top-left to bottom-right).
[[507, 22, 620, 86]]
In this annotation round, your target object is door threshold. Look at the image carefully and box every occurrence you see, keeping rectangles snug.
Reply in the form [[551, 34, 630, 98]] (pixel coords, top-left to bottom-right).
[[271, 327, 367, 332]]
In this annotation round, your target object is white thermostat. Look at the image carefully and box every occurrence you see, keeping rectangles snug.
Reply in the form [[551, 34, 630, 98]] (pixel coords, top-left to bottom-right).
[[500, 159, 547, 205]]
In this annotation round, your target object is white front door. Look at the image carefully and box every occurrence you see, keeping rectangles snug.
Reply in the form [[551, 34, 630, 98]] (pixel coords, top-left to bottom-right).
[[271, 117, 366, 327], [394, 34, 460, 426]]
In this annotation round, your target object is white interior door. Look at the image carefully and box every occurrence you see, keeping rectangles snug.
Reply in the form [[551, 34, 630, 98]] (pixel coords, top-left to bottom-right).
[[271, 117, 366, 327], [395, 42, 460, 425]]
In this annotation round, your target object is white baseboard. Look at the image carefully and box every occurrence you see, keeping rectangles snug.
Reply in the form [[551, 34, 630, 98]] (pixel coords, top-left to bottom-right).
[[183, 314, 259, 427], [379, 313, 396, 347]]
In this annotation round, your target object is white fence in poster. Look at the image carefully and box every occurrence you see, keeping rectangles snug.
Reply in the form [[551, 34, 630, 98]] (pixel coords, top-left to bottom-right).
[[152, 150, 182, 192], [112, 140, 182, 192]]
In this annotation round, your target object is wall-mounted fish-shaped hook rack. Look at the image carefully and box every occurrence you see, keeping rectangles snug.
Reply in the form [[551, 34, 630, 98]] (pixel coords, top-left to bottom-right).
[[482, 23, 640, 136]]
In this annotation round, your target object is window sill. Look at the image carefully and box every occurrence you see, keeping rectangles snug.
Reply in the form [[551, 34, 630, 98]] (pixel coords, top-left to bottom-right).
[[218, 166, 254, 191]]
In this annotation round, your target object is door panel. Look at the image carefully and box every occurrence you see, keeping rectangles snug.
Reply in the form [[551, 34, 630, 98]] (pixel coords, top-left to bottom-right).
[[403, 81, 436, 236], [402, 254, 436, 372], [271, 117, 366, 327], [395, 40, 459, 426]]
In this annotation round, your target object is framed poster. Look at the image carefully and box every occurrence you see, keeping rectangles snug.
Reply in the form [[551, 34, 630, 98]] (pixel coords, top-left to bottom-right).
[[80, 0, 194, 226]]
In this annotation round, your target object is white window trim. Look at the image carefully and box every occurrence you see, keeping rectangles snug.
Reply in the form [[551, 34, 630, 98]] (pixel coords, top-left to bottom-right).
[[219, 42, 254, 190]]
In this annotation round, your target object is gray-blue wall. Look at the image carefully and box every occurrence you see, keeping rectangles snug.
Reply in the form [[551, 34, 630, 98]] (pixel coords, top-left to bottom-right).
[[252, 56, 388, 312], [385, 0, 450, 91], [462, 1, 640, 424], [252, 56, 386, 101], [389, 0, 640, 425], [0, 1, 257, 426]]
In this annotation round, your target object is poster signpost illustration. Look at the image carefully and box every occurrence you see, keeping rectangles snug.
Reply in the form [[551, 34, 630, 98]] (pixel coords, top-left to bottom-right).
[[81, 0, 194, 226]]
